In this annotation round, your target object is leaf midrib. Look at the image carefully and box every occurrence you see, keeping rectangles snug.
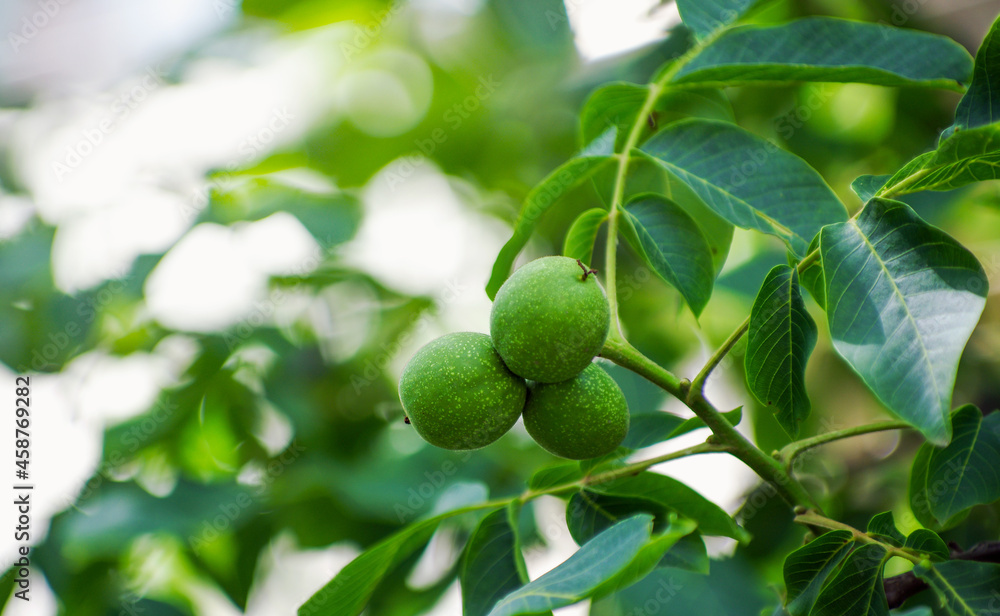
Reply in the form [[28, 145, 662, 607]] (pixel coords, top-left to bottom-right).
[[847, 217, 942, 409]]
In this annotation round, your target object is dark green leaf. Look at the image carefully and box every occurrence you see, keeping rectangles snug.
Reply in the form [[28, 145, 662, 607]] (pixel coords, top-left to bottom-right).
[[486, 147, 616, 299], [745, 265, 817, 437], [783, 530, 855, 616], [914, 560, 1000, 616], [876, 125, 1000, 197], [528, 463, 584, 493], [952, 14, 1000, 129], [593, 516, 698, 599], [675, 0, 761, 38], [590, 472, 749, 542], [866, 512, 905, 547], [461, 509, 525, 616], [621, 411, 688, 450], [298, 504, 494, 616], [909, 405, 1000, 526], [798, 235, 825, 310], [903, 529, 949, 561], [624, 194, 716, 315], [485, 514, 655, 616], [639, 119, 846, 257], [625, 154, 735, 274], [567, 490, 665, 545], [674, 18, 973, 90], [851, 175, 891, 203], [812, 543, 890, 616], [658, 532, 709, 574], [820, 198, 988, 445], [563, 208, 607, 266]]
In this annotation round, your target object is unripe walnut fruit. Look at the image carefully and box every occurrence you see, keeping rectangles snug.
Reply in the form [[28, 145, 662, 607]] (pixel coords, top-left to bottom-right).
[[522, 363, 629, 460], [399, 332, 526, 450], [490, 256, 610, 383]]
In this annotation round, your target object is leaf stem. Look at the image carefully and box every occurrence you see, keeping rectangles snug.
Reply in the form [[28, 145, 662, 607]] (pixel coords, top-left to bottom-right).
[[778, 420, 911, 469], [690, 316, 749, 396], [601, 337, 821, 512], [793, 513, 923, 563]]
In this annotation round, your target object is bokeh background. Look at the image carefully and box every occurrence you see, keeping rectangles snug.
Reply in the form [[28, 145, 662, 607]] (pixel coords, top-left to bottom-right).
[[0, 0, 998, 614]]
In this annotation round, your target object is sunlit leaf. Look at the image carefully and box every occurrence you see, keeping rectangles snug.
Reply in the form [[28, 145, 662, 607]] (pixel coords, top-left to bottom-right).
[[487, 140, 616, 299], [820, 198, 988, 444], [675, 0, 762, 39], [876, 125, 1000, 197], [639, 119, 846, 257], [562, 208, 607, 266], [674, 18, 973, 90]]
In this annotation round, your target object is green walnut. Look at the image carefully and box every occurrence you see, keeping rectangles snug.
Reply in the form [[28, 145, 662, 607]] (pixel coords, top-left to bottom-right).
[[523, 363, 629, 460], [399, 332, 526, 450], [491, 256, 610, 383]]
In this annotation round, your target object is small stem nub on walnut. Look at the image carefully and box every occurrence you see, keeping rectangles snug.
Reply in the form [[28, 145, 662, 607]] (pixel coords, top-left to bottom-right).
[[576, 259, 598, 281]]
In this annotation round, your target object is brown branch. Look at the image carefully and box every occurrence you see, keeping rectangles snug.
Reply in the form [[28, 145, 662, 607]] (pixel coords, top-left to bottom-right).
[[885, 541, 1000, 608]]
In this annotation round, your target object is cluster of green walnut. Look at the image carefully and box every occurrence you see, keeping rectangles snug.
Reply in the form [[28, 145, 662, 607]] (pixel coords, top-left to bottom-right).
[[398, 256, 630, 460]]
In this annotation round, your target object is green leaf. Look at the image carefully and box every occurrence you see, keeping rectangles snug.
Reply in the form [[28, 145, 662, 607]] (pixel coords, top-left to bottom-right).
[[670, 407, 744, 439], [903, 529, 949, 561], [486, 149, 616, 299], [820, 198, 988, 445], [624, 194, 716, 316], [812, 543, 890, 616], [658, 532, 709, 574], [625, 154, 736, 274], [745, 265, 817, 437], [567, 490, 665, 545], [621, 411, 688, 450], [528, 463, 584, 493], [580, 82, 735, 151], [562, 208, 607, 266], [639, 119, 846, 257], [866, 511, 905, 547], [952, 14, 1000, 129], [593, 516, 698, 599], [914, 560, 1000, 616], [909, 405, 1000, 525], [783, 530, 855, 616], [675, 0, 761, 38], [590, 472, 749, 542], [876, 125, 1000, 197], [851, 175, 891, 203], [798, 235, 825, 310], [674, 18, 973, 90], [298, 504, 493, 616], [486, 514, 654, 616], [461, 509, 525, 616]]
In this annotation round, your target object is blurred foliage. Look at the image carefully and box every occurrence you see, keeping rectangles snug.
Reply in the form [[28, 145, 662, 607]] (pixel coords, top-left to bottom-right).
[[1, 0, 999, 614]]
